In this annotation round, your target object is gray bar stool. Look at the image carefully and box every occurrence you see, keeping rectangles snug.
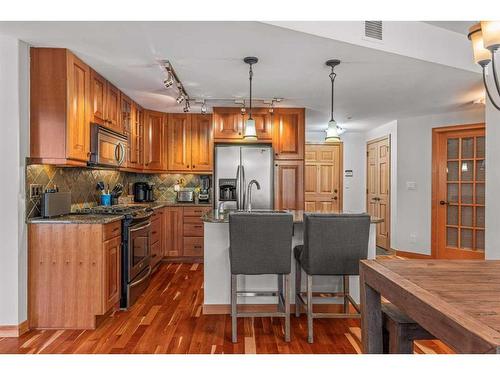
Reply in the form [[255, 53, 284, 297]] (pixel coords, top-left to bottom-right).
[[229, 212, 294, 343], [294, 213, 370, 343]]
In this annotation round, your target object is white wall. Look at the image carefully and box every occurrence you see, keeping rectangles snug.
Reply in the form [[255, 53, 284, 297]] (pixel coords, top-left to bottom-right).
[[485, 98, 500, 259], [365, 120, 398, 249], [0, 36, 29, 326], [395, 108, 485, 255], [306, 131, 366, 213]]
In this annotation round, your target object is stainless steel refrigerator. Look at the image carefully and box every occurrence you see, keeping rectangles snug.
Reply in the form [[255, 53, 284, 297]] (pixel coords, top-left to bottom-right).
[[214, 144, 273, 210]]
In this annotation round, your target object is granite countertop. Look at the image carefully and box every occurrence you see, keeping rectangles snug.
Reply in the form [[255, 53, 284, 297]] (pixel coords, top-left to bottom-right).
[[27, 201, 212, 224], [202, 209, 384, 224]]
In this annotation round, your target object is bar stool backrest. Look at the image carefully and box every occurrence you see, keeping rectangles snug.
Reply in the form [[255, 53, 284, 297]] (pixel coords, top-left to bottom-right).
[[229, 212, 293, 275], [302, 213, 370, 275]]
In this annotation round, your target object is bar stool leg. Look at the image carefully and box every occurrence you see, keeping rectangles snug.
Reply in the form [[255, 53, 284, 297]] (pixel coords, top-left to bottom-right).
[[343, 275, 350, 314], [278, 273, 283, 311], [295, 261, 301, 317], [307, 274, 314, 344], [231, 274, 237, 343], [284, 274, 291, 342]]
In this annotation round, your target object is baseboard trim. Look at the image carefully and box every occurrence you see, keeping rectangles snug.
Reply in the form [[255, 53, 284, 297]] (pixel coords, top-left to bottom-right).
[[203, 303, 354, 315], [0, 320, 29, 337], [395, 250, 433, 259]]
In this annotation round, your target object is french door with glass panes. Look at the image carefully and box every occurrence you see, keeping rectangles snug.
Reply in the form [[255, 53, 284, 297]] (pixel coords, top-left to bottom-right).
[[432, 124, 485, 259]]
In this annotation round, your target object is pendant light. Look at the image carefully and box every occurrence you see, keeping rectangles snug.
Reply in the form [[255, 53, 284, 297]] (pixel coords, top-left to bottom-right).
[[325, 59, 341, 142], [243, 56, 258, 140]]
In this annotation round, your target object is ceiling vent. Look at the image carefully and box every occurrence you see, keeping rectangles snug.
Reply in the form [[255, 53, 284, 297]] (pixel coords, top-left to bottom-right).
[[365, 21, 383, 40]]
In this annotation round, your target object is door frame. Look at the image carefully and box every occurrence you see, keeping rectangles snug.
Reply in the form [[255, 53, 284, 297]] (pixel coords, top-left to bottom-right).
[[431, 123, 485, 259], [304, 142, 344, 212], [366, 135, 391, 250]]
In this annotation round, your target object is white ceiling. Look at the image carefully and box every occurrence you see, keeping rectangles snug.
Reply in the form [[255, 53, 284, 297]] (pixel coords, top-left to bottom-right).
[[425, 21, 476, 35], [0, 21, 484, 132]]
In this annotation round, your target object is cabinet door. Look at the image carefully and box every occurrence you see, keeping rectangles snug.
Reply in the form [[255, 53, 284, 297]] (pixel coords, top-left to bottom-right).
[[66, 53, 90, 162], [103, 236, 121, 312], [128, 103, 143, 168], [213, 108, 243, 140], [105, 83, 122, 133], [167, 114, 192, 171], [273, 108, 305, 160], [191, 114, 213, 172], [144, 110, 164, 170], [274, 160, 304, 210], [90, 69, 107, 126], [121, 96, 132, 168], [164, 208, 183, 257]]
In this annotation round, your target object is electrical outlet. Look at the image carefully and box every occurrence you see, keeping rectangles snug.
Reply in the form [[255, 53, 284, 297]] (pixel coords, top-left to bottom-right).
[[409, 233, 417, 244], [30, 184, 43, 199]]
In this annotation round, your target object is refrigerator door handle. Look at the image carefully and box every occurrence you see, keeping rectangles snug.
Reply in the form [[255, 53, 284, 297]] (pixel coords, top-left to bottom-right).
[[241, 165, 246, 210], [236, 165, 241, 210]]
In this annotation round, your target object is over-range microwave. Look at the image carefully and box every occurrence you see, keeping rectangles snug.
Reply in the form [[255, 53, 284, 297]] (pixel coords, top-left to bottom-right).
[[89, 124, 128, 168]]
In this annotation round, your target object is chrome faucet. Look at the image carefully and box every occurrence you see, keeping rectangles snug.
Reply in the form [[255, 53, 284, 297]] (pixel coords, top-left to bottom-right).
[[246, 180, 261, 212], [218, 201, 226, 215]]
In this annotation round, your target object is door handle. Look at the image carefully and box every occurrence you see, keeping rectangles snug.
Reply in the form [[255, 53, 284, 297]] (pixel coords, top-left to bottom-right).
[[439, 200, 449, 206]]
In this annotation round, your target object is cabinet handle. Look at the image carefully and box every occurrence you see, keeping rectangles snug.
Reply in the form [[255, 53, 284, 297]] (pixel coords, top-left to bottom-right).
[[192, 165, 196, 168], [332, 196, 338, 200], [194, 246, 202, 249], [194, 225, 202, 228]]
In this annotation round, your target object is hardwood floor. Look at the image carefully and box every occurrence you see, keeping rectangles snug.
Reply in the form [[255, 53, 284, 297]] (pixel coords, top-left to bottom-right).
[[0, 263, 451, 354]]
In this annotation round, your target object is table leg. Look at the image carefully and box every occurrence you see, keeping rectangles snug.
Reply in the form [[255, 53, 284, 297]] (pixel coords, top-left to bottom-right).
[[360, 270, 383, 353]]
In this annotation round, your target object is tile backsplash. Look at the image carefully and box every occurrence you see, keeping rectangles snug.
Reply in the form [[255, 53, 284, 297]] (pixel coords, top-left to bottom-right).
[[26, 164, 206, 218]]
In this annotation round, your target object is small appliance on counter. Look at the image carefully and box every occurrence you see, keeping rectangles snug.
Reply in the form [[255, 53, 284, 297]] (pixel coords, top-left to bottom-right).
[[133, 182, 155, 202], [41, 190, 71, 218], [198, 175, 211, 203], [176, 189, 194, 203]]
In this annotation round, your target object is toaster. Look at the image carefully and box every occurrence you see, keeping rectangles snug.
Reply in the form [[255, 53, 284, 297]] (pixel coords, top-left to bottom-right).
[[176, 189, 194, 203]]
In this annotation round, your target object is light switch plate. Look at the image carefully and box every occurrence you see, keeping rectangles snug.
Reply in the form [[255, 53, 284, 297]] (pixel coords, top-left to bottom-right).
[[30, 184, 43, 198], [406, 181, 417, 190]]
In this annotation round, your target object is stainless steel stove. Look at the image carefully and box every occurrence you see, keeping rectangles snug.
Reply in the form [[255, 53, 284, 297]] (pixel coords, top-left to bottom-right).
[[78, 204, 154, 309]]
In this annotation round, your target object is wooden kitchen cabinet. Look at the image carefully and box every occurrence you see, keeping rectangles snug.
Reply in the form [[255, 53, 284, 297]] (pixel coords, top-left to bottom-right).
[[167, 114, 192, 171], [164, 207, 184, 257], [90, 69, 123, 134], [143, 110, 164, 170], [128, 103, 143, 169], [190, 114, 213, 171], [274, 160, 304, 210], [166, 114, 213, 172], [28, 222, 121, 329], [213, 107, 243, 140], [273, 108, 305, 160], [30, 48, 91, 165]]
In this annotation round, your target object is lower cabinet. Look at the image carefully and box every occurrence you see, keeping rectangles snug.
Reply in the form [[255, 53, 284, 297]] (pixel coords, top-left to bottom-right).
[[28, 222, 122, 329], [150, 209, 163, 270], [274, 160, 304, 210], [164, 207, 184, 257]]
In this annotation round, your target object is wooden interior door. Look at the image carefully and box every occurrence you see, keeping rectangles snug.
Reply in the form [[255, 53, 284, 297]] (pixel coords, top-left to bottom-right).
[[66, 52, 90, 162], [167, 114, 192, 171], [191, 114, 213, 172], [366, 137, 390, 250], [432, 124, 485, 259], [304, 144, 342, 212]]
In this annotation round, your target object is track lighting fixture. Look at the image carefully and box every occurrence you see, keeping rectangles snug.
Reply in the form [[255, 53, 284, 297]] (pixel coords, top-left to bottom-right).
[[176, 94, 185, 104], [160, 60, 190, 109], [183, 100, 190, 113], [163, 72, 174, 88], [200, 100, 208, 114]]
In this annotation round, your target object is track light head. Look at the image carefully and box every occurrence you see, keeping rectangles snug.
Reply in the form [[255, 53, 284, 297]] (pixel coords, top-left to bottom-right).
[[163, 74, 174, 88], [176, 94, 185, 104], [200, 101, 208, 114]]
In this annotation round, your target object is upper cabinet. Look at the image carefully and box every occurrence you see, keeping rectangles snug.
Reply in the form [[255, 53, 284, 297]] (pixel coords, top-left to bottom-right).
[[30, 48, 91, 165], [128, 103, 143, 170], [167, 114, 213, 172], [90, 69, 123, 134], [143, 110, 164, 171], [273, 108, 305, 160], [213, 107, 273, 142], [191, 114, 213, 172], [213, 107, 243, 140]]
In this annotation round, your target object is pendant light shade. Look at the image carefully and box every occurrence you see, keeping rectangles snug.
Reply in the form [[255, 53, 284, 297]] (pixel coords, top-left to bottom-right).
[[243, 56, 258, 140], [480, 21, 500, 51], [468, 23, 492, 66], [325, 59, 342, 143]]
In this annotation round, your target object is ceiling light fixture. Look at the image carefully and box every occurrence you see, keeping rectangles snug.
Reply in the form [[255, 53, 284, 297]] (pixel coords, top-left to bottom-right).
[[468, 22, 500, 110], [176, 93, 184, 104], [183, 99, 191, 113], [200, 100, 207, 114], [243, 56, 258, 140], [325, 59, 342, 143], [160, 60, 190, 109]]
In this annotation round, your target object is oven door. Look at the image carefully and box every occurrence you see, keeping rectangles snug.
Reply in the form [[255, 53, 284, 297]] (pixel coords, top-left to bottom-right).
[[128, 220, 151, 281]]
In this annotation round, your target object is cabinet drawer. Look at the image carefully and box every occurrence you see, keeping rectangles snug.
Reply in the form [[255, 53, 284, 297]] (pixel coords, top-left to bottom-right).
[[151, 241, 161, 269], [103, 221, 121, 241], [183, 215, 203, 224], [151, 218, 161, 245], [183, 206, 210, 217], [183, 223, 204, 237], [183, 237, 203, 257]]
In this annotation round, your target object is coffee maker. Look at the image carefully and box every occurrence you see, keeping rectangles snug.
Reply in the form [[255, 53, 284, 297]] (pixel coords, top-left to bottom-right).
[[198, 175, 211, 203], [133, 182, 155, 202]]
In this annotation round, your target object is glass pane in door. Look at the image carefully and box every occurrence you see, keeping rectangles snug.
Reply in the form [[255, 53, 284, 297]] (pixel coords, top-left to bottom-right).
[[461, 138, 474, 158]]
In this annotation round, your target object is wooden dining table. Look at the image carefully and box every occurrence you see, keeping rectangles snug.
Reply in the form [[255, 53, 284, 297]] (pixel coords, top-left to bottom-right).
[[360, 259, 500, 354]]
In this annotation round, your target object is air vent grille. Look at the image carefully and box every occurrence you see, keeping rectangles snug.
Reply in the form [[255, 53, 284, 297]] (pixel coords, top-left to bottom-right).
[[365, 21, 383, 40]]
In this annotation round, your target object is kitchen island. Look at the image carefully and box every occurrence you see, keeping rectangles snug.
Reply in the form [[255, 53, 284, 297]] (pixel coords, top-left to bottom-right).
[[202, 210, 383, 314]]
